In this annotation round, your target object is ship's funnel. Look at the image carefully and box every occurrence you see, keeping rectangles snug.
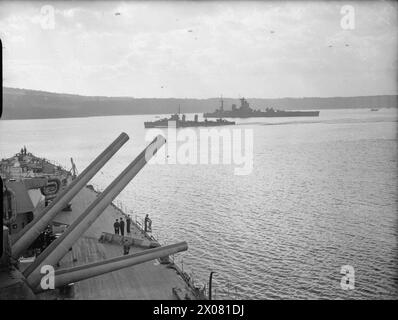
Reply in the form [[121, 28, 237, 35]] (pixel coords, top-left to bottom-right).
[[24, 135, 166, 289], [33, 241, 187, 293], [12, 133, 129, 259]]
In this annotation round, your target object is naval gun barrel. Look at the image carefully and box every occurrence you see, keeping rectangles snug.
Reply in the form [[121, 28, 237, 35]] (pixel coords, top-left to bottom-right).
[[24, 135, 166, 289], [12, 133, 129, 259], [33, 242, 188, 292]]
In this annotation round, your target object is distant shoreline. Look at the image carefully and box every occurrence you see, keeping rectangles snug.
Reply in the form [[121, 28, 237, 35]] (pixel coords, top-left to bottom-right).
[[1, 107, 396, 122], [2, 87, 397, 120]]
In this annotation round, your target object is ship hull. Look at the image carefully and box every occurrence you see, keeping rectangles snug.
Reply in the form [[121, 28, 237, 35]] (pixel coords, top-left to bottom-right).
[[144, 120, 235, 128], [203, 110, 320, 118]]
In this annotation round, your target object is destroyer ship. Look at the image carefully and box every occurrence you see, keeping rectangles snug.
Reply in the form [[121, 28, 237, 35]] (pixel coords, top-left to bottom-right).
[[0, 134, 207, 300], [204, 97, 320, 118], [145, 113, 235, 128]]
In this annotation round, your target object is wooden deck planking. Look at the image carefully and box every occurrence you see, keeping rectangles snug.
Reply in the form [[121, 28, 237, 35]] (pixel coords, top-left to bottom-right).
[[41, 186, 193, 300]]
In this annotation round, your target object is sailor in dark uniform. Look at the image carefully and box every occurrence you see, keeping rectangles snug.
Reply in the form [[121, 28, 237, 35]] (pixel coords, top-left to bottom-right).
[[119, 217, 125, 236], [113, 219, 120, 235], [144, 214, 151, 232], [126, 215, 131, 234], [123, 239, 130, 255]]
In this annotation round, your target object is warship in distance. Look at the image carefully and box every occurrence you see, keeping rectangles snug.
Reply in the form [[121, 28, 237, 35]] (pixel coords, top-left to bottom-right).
[[144, 106, 235, 128], [204, 97, 320, 118]]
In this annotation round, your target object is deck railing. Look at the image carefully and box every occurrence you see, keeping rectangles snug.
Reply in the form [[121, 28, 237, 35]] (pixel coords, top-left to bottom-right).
[[86, 184, 209, 300]]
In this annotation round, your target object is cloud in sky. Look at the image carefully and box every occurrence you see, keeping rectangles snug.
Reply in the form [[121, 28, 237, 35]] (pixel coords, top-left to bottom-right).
[[0, 1, 397, 98]]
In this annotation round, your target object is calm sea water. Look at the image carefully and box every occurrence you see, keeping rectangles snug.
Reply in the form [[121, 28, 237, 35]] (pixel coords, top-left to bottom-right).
[[1, 108, 397, 299]]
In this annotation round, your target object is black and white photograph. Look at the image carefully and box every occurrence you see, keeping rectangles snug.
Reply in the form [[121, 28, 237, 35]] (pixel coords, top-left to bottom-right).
[[0, 0, 397, 304]]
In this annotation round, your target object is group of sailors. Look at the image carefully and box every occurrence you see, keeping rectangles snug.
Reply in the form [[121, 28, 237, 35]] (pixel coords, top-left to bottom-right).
[[29, 225, 56, 256], [113, 214, 152, 236], [17, 146, 28, 162], [113, 214, 152, 255], [113, 216, 130, 236], [20, 146, 27, 155]]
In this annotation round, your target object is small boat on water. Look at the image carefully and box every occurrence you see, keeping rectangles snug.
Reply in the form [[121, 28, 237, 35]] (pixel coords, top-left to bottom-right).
[[371, 108, 379, 111], [144, 113, 235, 128]]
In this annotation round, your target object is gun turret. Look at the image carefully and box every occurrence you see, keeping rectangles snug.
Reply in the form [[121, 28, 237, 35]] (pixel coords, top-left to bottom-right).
[[24, 135, 166, 289], [33, 242, 187, 292], [12, 133, 129, 259]]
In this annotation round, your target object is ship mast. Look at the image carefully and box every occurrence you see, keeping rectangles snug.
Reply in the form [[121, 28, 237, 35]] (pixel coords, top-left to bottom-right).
[[220, 95, 224, 112]]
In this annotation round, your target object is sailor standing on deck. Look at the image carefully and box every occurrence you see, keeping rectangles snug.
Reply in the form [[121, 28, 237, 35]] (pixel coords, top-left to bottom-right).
[[144, 214, 151, 232], [119, 217, 125, 236], [126, 215, 131, 234], [123, 239, 130, 255], [114, 219, 120, 235]]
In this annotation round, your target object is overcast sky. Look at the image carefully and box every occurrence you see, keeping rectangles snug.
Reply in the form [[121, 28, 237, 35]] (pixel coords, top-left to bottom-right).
[[0, 1, 397, 98]]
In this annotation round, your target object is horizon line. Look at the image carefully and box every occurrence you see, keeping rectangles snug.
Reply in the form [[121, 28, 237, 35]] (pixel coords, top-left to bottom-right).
[[4, 86, 398, 100]]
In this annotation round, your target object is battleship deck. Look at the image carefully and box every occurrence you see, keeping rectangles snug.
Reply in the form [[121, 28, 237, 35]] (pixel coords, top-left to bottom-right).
[[33, 186, 196, 300]]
